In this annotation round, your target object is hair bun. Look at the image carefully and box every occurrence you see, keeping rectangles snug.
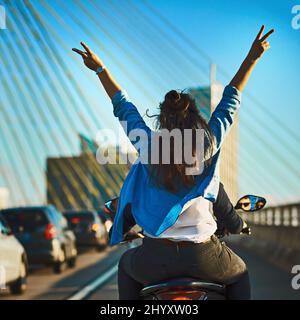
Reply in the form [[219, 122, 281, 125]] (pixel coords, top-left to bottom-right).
[[164, 90, 189, 112], [165, 90, 181, 104]]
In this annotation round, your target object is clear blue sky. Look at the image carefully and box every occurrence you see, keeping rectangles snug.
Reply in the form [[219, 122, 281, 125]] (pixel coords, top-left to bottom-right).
[[0, 0, 299, 206]]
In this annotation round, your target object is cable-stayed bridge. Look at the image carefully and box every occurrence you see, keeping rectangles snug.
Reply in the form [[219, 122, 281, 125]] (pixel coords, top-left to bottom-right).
[[0, 0, 299, 300]]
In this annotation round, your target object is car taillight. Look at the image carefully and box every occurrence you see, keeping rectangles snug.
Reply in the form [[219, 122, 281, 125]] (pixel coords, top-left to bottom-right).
[[91, 223, 100, 232], [44, 223, 56, 240], [157, 290, 207, 300], [71, 217, 80, 224]]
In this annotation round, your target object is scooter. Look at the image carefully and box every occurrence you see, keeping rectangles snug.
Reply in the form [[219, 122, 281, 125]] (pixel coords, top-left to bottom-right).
[[104, 194, 266, 300]]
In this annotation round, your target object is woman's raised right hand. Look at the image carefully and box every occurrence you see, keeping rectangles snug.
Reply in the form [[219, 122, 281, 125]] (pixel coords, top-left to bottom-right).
[[72, 42, 104, 71]]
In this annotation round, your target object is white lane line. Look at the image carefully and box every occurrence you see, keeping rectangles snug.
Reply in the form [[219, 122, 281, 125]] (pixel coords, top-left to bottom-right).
[[68, 243, 137, 300], [68, 263, 119, 300]]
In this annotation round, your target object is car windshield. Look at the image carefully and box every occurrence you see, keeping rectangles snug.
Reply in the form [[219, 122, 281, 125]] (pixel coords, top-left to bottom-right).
[[1, 209, 48, 233]]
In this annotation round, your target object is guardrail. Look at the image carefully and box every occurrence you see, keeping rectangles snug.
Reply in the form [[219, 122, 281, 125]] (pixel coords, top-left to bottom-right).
[[243, 202, 300, 227], [237, 202, 300, 271]]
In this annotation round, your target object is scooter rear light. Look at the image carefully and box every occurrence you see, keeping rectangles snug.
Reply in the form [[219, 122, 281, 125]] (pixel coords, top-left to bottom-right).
[[157, 290, 207, 300], [171, 296, 193, 300]]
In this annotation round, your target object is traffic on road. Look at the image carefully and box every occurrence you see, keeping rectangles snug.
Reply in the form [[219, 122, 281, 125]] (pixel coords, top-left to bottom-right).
[[0, 203, 116, 298]]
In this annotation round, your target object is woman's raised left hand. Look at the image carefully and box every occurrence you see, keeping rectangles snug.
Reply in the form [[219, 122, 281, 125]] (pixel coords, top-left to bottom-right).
[[247, 25, 275, 61]]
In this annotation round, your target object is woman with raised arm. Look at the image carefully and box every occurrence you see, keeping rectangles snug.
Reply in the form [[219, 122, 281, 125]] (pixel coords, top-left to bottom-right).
[[73, 25, 274, 300]]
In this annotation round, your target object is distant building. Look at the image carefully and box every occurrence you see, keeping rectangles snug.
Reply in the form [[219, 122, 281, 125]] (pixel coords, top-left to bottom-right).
[[188, 65, 239, 202], [46, 135, 130, 211]]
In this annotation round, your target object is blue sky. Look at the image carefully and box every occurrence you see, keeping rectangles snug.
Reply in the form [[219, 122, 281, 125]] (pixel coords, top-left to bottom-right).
[[0, 0, 299, 205]]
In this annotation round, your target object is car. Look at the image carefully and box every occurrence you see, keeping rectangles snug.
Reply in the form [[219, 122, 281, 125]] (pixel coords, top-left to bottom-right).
[[0, 213, 28, 295], [1, 205, 77, 274], [64, 210, 108, 251]]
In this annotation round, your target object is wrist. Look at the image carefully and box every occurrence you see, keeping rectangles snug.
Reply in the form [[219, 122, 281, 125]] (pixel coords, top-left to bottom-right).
[[245, 53, 259, 64], [95, 65, 106, 75]]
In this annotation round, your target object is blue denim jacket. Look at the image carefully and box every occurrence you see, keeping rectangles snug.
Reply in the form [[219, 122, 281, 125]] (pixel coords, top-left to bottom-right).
[[109, 85, 241, 245]]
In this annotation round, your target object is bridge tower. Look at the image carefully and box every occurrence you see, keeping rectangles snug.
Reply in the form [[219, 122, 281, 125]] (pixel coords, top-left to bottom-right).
[[188, 64, 239, 202]]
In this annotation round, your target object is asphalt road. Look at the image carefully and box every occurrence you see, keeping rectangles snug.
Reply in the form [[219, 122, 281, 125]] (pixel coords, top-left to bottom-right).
[[229, 244, 299, 300], [0, 244, 129, 300], [89, 241, 300, 300], [1, 241, 299, 300]]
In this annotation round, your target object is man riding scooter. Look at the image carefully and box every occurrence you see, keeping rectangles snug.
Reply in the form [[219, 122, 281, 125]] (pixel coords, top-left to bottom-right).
[[107, 182, 251, 300]]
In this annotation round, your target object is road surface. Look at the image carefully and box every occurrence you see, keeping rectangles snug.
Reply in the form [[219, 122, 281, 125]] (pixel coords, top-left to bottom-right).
[[88, 243, 300, 300], [1, 241, 299, 300]]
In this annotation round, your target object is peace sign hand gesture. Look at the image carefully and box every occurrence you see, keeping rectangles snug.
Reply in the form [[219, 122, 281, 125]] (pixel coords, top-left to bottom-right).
[[248, 25, 275, 61], [72, 42, 104, 71]]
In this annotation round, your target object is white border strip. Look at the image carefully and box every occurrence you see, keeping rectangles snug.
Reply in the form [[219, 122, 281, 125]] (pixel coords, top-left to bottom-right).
[[68, 263, 118, 300]]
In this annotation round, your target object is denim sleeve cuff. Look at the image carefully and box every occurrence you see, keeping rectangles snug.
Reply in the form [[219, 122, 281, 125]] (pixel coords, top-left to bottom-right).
[[223, 85, 242, 103], [111, 89, 129, 108]]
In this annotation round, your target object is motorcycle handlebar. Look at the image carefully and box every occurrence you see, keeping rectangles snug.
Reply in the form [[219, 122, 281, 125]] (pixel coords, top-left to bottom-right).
[[240, 226, 251, 235], [122, 232, 144, 243], [215, 225, 252, 238]]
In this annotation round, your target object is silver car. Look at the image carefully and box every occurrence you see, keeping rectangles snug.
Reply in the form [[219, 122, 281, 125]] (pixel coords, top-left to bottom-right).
[[0, 214, 27, 295]]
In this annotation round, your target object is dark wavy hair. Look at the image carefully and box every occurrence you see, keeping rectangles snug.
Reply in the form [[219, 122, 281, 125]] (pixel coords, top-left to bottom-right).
[[146, 90, 214, 193]]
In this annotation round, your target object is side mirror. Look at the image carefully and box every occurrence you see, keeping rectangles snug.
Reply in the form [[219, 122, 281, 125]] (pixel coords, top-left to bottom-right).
[[104, 197, 119, 214], [235, 195, 266, 212]]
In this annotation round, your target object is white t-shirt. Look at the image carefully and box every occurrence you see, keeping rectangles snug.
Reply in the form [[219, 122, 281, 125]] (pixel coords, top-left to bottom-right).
[[144, 196, 217, 243]]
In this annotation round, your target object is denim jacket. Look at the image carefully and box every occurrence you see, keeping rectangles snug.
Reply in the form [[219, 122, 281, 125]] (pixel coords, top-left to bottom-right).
[[109, 85, 241, 245]]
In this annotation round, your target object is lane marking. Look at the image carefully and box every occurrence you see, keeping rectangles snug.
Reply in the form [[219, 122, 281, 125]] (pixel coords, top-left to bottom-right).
[[68, 263, 119, 300], [68, 243, 137, 300]]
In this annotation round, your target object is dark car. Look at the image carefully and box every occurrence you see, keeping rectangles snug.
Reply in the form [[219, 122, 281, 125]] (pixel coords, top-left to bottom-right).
[[0, 205, 77, 274], [64, 210, 108, 251]]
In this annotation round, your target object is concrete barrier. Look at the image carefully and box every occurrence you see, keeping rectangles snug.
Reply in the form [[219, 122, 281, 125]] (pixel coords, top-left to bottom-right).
[[230, 224, 300, 271]]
